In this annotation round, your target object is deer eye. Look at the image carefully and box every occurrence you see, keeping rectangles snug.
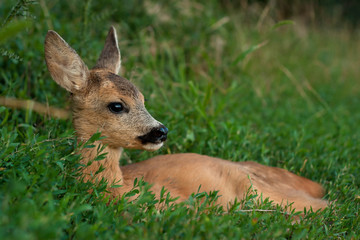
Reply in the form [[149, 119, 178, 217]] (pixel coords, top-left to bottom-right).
[[108, 102, 124, 114]]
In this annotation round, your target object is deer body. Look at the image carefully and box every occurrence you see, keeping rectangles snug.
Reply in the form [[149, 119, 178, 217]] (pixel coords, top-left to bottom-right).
[[44, 27, 327, 212]]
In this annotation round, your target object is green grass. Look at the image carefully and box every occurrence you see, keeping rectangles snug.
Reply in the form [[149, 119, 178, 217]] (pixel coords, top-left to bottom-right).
[[1, 0, 359, 239]]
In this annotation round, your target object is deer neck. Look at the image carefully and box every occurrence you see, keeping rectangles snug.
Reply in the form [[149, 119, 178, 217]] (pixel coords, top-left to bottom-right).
[[72, 108, 125, 185], [78, 140, 124, 186]]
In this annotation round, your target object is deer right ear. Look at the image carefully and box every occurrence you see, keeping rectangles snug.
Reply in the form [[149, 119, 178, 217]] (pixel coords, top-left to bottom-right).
[[94, 26, 121, 74], [45, 30, 89, 93]]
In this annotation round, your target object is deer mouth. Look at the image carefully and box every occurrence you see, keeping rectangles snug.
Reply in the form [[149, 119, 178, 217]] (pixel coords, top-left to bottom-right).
[[141, 142, 164, 151]]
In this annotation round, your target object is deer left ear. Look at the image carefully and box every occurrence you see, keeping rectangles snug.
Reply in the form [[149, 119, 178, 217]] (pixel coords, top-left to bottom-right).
[[45, 30, 90, 93], [94, 26, 121, 74]]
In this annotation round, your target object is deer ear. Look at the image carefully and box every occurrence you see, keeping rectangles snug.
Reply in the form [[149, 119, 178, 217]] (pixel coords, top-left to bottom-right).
[[94, 26, 121, 74], [45, 30, 89, 93]]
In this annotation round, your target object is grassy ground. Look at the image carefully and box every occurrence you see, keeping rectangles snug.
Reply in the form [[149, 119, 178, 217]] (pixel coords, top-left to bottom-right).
[[1, 0, 359, 239]]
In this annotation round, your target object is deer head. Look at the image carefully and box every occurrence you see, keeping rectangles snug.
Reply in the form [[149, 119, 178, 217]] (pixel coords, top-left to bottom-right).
[[44, 27, 168, 151]]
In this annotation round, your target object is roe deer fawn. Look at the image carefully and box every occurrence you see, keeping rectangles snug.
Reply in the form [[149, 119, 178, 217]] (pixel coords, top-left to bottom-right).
[[44, 27, 327, 212]]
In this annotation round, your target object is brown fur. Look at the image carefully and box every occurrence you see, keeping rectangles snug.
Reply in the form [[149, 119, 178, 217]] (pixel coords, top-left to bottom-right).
[[44, 27, 327, 213]]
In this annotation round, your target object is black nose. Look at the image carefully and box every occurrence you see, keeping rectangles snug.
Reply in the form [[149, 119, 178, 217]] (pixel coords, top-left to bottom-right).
[[138, 125, 168, 144]]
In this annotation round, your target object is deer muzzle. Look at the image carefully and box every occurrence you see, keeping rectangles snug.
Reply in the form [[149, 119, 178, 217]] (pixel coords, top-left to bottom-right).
[[138, 125, 168, 144]]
